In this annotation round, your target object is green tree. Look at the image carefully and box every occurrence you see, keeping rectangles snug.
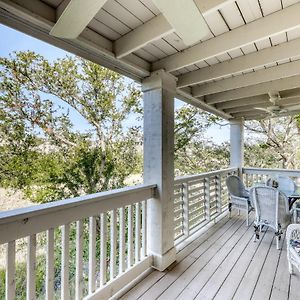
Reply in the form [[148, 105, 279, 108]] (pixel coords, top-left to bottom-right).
[[0, 51, 142, 202]]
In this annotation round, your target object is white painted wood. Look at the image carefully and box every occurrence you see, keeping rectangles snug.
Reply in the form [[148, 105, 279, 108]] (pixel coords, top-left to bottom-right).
[[176, 88, 232, 120], [178, 37, 300, 87], [182, 182, 189, 237], [128, 205, 134, 268], [46, 229, 54, 300], [6, 241, 15, 300], [85, 256, 152, 300], [75, 220, 83, 300], [152, 0, 210, 46], [100, 213, 107, 287], [110, 210, 117, 280], [27, 234, 36, 300], [153, 2, 300, 72], [119, 207, 126, 274], [88, 216, 96, 294], [175, 168, 238, 185], [50, 0, 108, 38], [114, 0, 231, 58], [193, 59, 300, 97], [195, 0, 235, 13], [143, 70, 176, 271], [230, 119, 244, 173], [61, 224, 70, 300], [0, 184, 155, 244], [204, 178, 211, 221], [205, 74, 300, 103], [141, 201, 147, 258], [115, 14, 173, 58], [135, 203, 141, 263], [243, 167, 300, 178]]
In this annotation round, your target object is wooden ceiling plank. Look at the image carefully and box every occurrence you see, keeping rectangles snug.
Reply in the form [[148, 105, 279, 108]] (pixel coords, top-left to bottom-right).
[[192, 59, 300, 97], [178, 37, 300, 88], [114, 0, 234, 58], [153, 2, 300, 72]]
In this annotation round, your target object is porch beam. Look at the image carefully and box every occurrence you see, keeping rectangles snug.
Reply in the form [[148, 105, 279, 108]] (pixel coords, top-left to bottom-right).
[[114, 0, 234, 59], [205, 75, 300, 104], [223, 96, 300, 113], [50, 0, 108, 38], [178, 38, 300, 88], [193, 59, 300, 97], [143, 70, 177, 271], [0, 0, 150, 81], [153, 2, 300, 72], [176, 89, 232, 120], [216, 95, 268, 110]]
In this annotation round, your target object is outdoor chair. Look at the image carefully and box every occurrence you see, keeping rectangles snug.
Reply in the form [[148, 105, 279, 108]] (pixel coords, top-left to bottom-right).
[[251, 186, 291, 249], [226, 175, 253, 226], [266, 176, 297, 197], [287, 224, 300, 274]]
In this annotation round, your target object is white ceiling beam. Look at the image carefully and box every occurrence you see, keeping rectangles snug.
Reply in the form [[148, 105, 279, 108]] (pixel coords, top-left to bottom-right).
[[176, 89, 232, 120], [223, 96, 300, 113], [153, 2, 300, 72], [193, 60, 300, 97], [205, 75, 300, 104], [50, 0, 108, 39], [114, 0, 233, 59], [216, 95, 268, 110], [178, 38, 300, 88], [114, 14, 174, 59], [194, 0, 236, 13]]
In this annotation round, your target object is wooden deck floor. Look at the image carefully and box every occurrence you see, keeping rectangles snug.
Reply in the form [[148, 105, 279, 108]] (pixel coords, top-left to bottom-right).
[[119, 212, 300, 300]]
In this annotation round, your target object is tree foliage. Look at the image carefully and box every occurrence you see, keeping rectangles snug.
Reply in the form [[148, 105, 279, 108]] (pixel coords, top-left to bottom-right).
[[0, 51, 142, 202]]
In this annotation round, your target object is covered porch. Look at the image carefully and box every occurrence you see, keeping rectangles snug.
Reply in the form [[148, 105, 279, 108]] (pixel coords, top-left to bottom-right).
[[1, 0, 300, 299]]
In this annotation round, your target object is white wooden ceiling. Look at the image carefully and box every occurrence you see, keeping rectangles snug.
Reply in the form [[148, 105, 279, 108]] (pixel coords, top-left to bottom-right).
[[1, 0, 300, 120]]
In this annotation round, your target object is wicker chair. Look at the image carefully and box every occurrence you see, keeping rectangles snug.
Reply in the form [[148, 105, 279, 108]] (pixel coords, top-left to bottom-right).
[[266, 176, 297, 197], [226, 175, 253, 226], [287, 224, 300, 274], [251, 186, 291, 249]]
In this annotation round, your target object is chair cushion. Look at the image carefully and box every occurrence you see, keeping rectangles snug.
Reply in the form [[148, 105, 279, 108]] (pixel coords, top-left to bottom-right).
[[290, 239, 300, 255]]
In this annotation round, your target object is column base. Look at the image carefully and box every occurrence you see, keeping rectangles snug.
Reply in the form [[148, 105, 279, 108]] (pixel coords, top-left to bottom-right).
[[151, 247, 176, 271]]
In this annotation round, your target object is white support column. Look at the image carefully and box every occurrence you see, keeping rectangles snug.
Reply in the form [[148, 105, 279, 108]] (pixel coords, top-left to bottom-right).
[[142, 70, 177, 271], [230, 118, 244, 175]]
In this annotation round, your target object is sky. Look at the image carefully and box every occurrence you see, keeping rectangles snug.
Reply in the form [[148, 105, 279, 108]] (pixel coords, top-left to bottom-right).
[[0, 24, 230, 144]]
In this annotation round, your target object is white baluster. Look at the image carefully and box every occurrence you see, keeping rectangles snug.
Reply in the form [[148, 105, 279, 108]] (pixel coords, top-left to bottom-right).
[[61, 224, 70, 300], [6, 240, 15, 300], [27, 234, 36, 300], [135, 203, 141, 263], [110, 210, 117, 280], [100, 213, 107, 287], [75, 220, 83, 300], [119, 207, 125, 274], [88, 216, 96, 294], [46, 229, 54, 300], [128, 205, 134, 268], [141, 201, 147, 258]]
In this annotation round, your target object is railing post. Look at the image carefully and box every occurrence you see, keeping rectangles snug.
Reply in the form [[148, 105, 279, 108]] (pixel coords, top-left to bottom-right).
[[143, 70, 176, 271], [182, 181, 189, 237], [216, 175, 222, 214], [204, 177, 211, 221]]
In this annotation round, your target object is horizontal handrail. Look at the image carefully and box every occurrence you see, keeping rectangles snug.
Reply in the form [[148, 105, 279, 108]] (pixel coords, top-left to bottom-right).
[[243, 167, 300, 178], [174, 167, 238, 185], [0, 184, 156, 244]]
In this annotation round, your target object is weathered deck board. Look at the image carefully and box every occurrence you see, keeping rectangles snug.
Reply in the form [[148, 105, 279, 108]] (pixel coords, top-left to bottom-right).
[[119, 213, 300, 300]]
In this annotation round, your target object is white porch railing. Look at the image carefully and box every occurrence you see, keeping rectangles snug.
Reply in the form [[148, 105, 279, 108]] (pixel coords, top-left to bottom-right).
[[242, 167, 300, 188], [0, 184, 155, 300], [173, 168, 238, 243]]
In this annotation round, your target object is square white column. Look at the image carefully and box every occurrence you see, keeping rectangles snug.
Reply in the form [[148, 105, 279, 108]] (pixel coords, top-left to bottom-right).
[[142, 70, 177, 271], [230, 118, 244, 174]]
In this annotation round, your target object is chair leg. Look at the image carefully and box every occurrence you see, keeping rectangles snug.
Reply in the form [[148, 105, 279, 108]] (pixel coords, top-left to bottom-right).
[[246, 212, 249, 227], [276, 235, 280, 250], [228, 203, 232, 218]]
